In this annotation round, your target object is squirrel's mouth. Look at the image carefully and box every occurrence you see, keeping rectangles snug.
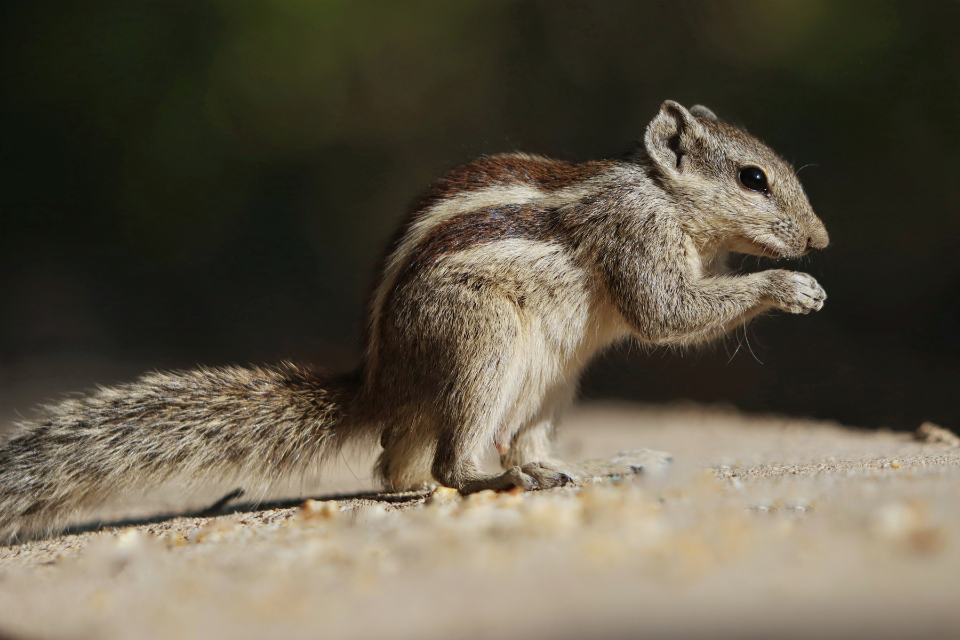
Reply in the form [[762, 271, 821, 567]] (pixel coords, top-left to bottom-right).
[[732, 234, 808, 260], [750, 241, 784, 259], [740, 238, 789, 259]]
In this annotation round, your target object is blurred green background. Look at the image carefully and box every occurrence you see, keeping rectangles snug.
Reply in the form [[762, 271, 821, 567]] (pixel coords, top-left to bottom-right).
[[1, 0, 958, 430]]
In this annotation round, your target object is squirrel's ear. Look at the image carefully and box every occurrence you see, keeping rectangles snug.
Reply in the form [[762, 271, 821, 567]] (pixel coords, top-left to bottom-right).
[[689, 104, 718, 121], [643, 101, 705, 175]]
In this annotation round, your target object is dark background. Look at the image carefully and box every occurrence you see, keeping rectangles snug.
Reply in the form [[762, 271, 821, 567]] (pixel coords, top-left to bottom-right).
[[1, 0, 958, 431]]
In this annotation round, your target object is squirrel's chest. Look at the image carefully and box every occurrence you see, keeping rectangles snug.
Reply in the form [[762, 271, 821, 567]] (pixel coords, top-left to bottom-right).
[[683, 235, 729, 278]]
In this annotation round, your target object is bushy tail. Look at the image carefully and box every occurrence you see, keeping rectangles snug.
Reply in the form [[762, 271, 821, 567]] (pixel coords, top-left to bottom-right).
[[0, 363, 362, 542]]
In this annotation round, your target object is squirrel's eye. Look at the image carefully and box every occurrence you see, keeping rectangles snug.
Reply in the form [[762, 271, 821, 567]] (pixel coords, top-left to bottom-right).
[[738, 167, 769, 194]]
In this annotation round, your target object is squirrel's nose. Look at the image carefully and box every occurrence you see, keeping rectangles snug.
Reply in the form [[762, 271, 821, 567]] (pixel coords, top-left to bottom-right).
[[806, 222, 830, 251]]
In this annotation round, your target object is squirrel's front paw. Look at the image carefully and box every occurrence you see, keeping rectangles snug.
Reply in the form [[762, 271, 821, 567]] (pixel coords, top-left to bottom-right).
[[768, 271, 826, 314]]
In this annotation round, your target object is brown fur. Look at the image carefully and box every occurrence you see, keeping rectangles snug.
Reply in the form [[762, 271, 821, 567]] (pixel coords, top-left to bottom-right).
[[391, 204, 558, 293], [408, 154, 614, 213], [0, 101, 829, 541]]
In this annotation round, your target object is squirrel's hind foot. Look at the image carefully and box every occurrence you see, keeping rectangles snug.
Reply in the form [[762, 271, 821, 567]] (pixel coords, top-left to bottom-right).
[[456, 463, 575, 494]]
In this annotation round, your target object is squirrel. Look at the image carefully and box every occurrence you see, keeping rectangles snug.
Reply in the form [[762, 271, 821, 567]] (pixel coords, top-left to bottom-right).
[[0, 101, 828, 541]]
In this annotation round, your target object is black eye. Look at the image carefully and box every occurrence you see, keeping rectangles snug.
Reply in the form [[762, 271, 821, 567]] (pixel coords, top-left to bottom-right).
[[738, 166, 769, 194]]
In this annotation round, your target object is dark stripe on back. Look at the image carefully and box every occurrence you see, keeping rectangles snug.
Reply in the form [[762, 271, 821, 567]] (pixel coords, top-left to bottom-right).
[[392, 204, 558, 293], [376, 156, 606, 298], [408, 155, 612, 214]]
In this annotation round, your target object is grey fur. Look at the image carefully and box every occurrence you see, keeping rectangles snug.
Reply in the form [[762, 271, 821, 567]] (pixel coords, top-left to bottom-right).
[[0, 101, 828, 541]]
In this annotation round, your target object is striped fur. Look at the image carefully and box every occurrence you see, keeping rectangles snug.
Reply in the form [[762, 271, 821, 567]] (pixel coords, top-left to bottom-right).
[[365, 159, 613, 374], [0, 102, 829, 540]]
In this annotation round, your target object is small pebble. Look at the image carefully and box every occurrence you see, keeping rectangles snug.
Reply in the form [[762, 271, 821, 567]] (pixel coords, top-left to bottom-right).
[[299, 499, 340, 521], [426, 486, 461, 505], [464, 490, 498, 507]]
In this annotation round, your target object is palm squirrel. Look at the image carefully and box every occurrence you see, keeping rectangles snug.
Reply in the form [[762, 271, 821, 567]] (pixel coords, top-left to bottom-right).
[[0, 101, 828, 541]]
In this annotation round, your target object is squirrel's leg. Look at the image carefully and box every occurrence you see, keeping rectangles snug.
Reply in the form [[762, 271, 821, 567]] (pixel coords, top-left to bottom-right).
[[680, 270, 825, 343], [431, 400, 565, 494], [620, 269, 825, 346], [498, 417, 576, 487], [433, 416, 564, 494], [428, 332, 574, 494], [605, 223, 826, 346], [376, 415, 437, 491]]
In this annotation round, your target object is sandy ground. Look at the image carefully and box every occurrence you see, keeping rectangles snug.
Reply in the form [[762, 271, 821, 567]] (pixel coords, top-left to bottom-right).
[[0, 401, 959, 640]]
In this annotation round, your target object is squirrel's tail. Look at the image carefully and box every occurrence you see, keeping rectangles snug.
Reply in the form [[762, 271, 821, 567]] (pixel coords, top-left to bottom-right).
[[0, 363, 364, 542]]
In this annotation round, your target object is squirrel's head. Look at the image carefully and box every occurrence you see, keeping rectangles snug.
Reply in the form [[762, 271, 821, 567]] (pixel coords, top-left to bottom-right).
[[640, 100, 828, 259]]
